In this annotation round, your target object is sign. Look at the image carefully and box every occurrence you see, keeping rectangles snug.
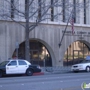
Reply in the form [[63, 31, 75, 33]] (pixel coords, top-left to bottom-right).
[[62, 30, 90, 36], [86, 55, 90, 60], [16, 42, 19, 49]]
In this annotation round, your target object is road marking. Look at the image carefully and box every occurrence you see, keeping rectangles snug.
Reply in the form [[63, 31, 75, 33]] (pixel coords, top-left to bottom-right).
[[60, 81, 63, 82], [42, 82, 45, 84], [21, 84, 24, 85], [0, 85, 2, 87], [60, 88, 63, 90], [45, 78, 48, 79], [76, 79, 80, 81]]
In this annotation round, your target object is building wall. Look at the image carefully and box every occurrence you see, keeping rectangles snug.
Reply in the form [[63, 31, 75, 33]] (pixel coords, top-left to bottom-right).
[[0, 0, 90, 24], [0, 0, 90, 66], [0, 21, 90, 66]]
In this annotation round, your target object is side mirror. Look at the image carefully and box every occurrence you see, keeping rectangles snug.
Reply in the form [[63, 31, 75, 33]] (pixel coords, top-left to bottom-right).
[[7, 63, 11, 66]]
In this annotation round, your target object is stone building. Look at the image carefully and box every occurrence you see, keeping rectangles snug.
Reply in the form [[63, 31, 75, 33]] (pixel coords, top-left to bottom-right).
[[0, 0, 90, 67]]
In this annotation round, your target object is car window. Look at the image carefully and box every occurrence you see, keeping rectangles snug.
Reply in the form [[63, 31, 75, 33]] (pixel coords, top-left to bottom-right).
[[0, 61, 9, 66], [81, 60, 90, 63], [8, 61, 17, 66], [18, 61, 27, 65]]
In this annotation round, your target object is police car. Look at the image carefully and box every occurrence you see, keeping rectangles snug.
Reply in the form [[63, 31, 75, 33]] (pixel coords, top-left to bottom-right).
[[0, 59, 41, 77]]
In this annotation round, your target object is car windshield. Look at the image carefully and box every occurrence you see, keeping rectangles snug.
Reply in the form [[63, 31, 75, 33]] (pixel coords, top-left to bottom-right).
[[80, 60, 90, 63], [0, 61, 9, 66]]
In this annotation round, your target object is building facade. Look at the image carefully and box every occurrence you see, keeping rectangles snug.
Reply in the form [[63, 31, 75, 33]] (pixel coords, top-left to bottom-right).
[[0, 0, 90, 67]]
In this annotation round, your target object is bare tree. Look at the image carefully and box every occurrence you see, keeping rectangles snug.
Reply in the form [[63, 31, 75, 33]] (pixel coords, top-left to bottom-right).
[[0, 0, 89, 61]]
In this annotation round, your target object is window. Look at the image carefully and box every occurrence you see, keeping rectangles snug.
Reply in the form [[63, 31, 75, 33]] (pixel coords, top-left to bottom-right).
[[73, 0, 76, 23], [38, 0, 41, 20], [25, 0, 28, 19], [25, 0, 27, 19], [18, 61, 27, 65], [11, 0, 14, 18], [51, 0, 54, 21], [8, 61, 17, 66], [62, 0, 65, 22], [84, 0, 86, 24], [0, 61, 9, 66]]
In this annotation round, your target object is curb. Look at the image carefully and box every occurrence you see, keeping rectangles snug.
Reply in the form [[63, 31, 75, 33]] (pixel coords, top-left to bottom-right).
[[43, 71, 72, 75], [33, 72, 44, 76], [33, 70, 72, 76]]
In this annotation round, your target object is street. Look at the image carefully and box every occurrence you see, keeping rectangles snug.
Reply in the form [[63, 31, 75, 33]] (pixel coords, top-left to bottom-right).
[[0, 72, 90, 90]]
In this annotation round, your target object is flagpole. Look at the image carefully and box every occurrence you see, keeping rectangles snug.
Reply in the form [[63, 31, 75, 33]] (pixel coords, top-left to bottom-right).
[[59, 8, 74, 48]]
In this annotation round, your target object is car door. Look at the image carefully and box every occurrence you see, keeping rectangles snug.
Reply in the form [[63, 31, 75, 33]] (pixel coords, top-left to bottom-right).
[[18, 60, 29, 74], [6, 60, 18, 74]]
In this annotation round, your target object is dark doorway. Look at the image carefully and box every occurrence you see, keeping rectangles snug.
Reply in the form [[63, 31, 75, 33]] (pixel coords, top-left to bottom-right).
[[12, 40, 52, 67]]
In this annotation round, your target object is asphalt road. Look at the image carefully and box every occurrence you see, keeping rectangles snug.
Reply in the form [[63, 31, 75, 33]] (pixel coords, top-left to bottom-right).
[[0, 72, 90, 90]]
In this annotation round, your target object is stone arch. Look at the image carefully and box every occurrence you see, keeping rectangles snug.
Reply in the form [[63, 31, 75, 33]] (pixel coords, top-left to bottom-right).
[[63, 40, 90, 66], [12, 38, 56, 67], [34, 38, 56, 66]]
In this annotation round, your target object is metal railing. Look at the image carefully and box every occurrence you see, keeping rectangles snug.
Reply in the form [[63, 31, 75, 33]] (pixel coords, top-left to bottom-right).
[[41, 66, 71, 74]]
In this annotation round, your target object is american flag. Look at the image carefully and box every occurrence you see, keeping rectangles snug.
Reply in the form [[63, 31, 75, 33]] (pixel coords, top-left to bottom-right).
[[70, 14, 74, 34]]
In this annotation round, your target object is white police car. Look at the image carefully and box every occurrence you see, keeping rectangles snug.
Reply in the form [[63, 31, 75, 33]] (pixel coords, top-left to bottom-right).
[[0, 59, 41, 77]]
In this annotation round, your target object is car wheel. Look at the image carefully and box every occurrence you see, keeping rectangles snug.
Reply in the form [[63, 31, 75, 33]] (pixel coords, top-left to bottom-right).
[[26, 69, 33, 76], [0, 71, 2, 77], [86, 66, 90, 72]]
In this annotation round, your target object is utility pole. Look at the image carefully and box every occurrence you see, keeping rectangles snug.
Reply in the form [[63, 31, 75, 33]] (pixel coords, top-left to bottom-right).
[[25, 0, 30, 61]]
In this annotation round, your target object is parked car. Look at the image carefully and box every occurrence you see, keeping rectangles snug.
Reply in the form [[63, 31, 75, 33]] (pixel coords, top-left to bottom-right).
[[71, 60, 90, 72], [0, 59, 41, 77]]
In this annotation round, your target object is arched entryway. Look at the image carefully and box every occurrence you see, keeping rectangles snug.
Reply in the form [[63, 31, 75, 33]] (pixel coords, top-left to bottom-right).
[[63, 40, 90, 66], [12, 39, 52, 67]]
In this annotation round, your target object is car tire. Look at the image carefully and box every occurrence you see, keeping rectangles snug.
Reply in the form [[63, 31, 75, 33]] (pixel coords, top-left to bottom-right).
[[86, 66, 90, 72], [0, 70, 2, 77], [26, 69, 33, 76]]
